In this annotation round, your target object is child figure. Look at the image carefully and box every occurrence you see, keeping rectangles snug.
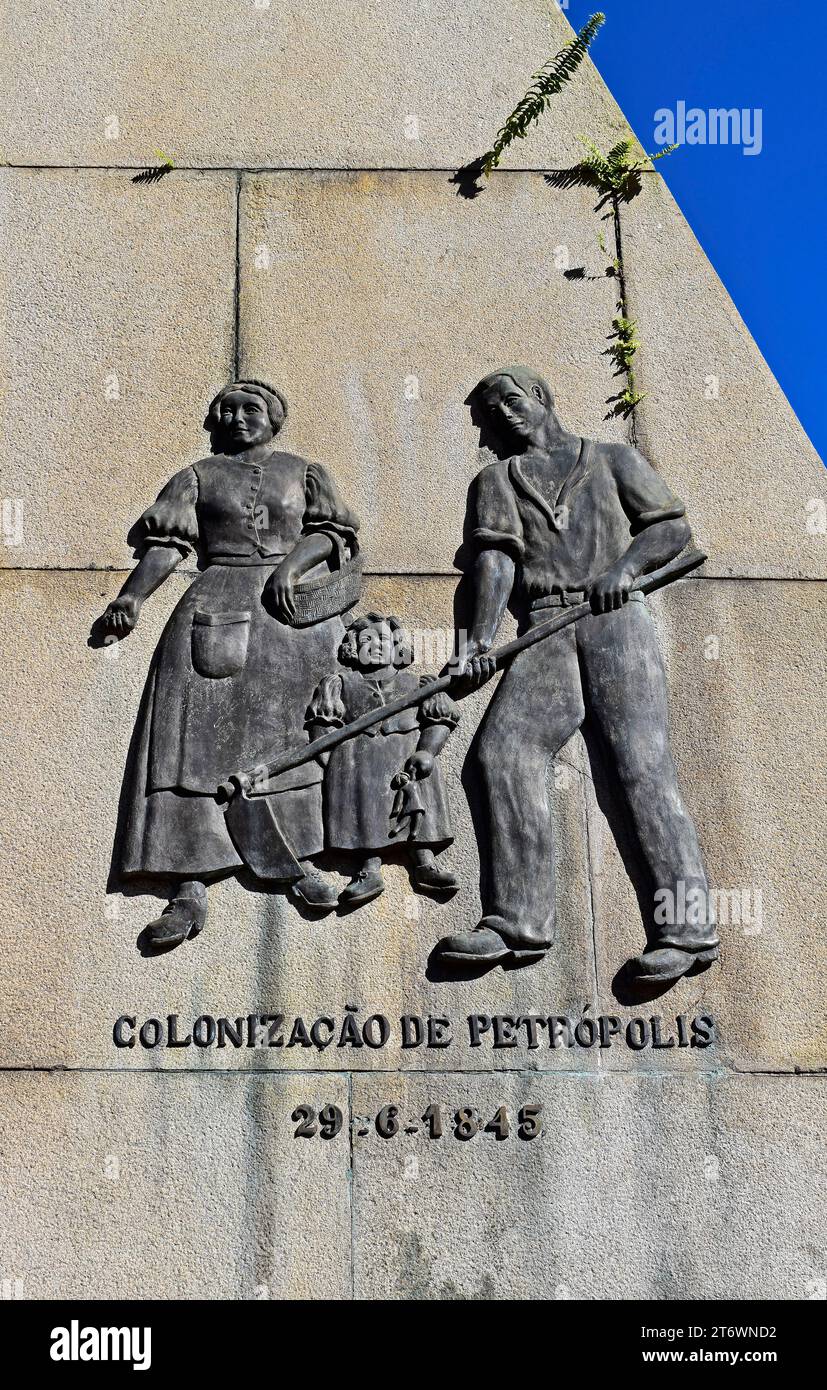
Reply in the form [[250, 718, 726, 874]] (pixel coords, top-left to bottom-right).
[[307, 612, 460, 907]]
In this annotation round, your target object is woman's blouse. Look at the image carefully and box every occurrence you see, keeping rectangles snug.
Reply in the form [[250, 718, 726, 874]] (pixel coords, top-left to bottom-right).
[[128, 451, 359, 565]]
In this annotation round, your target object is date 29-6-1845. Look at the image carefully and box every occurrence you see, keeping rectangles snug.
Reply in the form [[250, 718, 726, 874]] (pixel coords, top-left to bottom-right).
[[291, 1104, 544, 1141]]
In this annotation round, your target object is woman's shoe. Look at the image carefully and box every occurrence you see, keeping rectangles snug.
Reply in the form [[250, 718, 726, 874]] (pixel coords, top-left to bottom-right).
[[290, 868, 338, 910], [145, 893, 207, 949]]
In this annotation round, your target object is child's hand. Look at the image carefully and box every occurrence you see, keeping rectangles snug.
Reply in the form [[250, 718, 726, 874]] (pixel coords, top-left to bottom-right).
[[405, 750, 434, 780]]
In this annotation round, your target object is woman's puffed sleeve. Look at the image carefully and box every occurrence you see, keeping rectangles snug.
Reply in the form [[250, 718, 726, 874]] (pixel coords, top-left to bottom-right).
[[417, 678, 461, 730], [303, 462, 360, 565], [306, 674, 346, 729], [611, 445, 686, 535], [127, 466, 199, 559], [465, 462, 525, 559]]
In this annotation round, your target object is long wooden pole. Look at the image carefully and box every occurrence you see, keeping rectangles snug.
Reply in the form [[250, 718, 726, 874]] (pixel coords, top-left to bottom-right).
[[216, 549, 706, 801]]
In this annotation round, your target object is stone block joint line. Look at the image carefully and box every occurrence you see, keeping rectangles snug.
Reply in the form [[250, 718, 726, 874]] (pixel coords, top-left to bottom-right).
[[1, 1064, 823, 1077], [233, 169, 242, 379], [610, 193, 638, 449], [3, 163, 667, 176], [347, 1071, 355, 1299]]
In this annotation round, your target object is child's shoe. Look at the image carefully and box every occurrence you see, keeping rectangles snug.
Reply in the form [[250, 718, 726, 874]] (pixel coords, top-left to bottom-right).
[[411, 862, 459, 897], [339, 866, 385, 907]]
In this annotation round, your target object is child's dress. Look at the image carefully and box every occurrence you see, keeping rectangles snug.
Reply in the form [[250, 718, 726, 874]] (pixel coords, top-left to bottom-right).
[[307, 670, 460, 853]]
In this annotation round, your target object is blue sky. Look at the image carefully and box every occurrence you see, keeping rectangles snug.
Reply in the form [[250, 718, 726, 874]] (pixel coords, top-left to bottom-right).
[[563, 0, 826, 462]]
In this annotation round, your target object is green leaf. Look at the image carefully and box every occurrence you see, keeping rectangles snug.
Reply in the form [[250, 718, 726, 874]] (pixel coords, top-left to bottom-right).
[[480, 12, 606, 176]]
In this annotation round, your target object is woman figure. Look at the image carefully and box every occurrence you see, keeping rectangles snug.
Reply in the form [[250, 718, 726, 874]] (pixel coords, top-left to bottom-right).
[[94, 379, 359, 948]]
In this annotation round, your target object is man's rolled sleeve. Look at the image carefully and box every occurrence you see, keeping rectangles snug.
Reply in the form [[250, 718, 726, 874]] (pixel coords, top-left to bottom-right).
[[467, 462, 525, 558], [612, 445, 686, 534]]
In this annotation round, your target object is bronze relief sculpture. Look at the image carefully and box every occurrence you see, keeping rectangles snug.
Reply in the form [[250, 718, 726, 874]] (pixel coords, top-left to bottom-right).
[[95, 367, 715, 994]]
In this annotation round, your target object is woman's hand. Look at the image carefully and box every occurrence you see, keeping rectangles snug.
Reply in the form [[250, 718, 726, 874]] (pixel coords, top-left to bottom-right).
[[97, 593, 142, 644], [404, 750, 435, 780], [266, 559, 298, 623], [88, 546, 182, 647]]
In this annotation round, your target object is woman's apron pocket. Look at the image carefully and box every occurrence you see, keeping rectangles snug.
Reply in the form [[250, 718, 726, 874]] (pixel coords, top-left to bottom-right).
[[191, 610, 251, 678]]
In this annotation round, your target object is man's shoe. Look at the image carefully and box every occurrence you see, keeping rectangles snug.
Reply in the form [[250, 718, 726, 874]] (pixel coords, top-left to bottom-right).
[[437, 926, 546, 965], [145, 894, 206, 949], [290, 868, 338, 910], [625, 944, 718, 985], [411, 862, 459, 897], [339, 867, 385, 908]]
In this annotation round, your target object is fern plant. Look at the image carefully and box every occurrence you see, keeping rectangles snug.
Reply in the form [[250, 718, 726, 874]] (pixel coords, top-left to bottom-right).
[[574, 136, 677, 202], [132, 150, 176, 186], [568, 138, 676, 422], [472, 8, 670, 425], [480, 12, 605, 176], [605, 315, 646, 417], [611, 385, 646, 418], [607, 314, 641, 372]]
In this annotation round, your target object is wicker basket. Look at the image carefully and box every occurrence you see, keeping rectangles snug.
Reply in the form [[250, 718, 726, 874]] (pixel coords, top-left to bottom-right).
[[291, 552, 364, 626]]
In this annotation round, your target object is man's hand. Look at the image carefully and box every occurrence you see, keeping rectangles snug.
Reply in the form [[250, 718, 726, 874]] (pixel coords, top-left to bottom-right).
[[586, 562, 637, 614], [95, 593, 142, 644], [266, 559, 298, 623], [442, 637, 497, 690]]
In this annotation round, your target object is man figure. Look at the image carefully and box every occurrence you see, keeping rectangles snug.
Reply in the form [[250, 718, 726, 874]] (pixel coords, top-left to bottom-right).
[[439, 366, 718, 985]]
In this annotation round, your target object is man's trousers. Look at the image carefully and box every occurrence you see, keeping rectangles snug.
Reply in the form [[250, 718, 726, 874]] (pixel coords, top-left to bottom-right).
[[472, 597, 718, 953]]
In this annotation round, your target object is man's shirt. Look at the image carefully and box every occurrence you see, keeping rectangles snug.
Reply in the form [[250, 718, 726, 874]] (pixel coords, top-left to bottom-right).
[[466, 437, 686, 604]]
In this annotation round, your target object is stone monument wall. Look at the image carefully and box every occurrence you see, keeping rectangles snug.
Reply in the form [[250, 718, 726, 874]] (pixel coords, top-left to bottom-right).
[[1, 2, 825, 1299]]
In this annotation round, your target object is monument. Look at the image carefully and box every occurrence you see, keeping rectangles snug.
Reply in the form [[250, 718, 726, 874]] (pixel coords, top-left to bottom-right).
[[1, 1, 825, 1304]]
